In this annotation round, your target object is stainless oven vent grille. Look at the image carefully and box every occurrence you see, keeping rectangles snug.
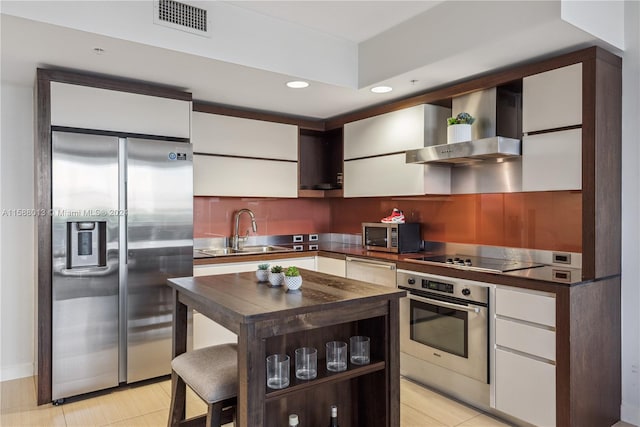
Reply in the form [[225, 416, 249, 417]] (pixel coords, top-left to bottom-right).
[[154, 0, 209, 36]]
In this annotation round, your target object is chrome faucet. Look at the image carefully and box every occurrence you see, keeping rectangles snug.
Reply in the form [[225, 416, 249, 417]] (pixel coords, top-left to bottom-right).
[[232, 209, 257, 250]]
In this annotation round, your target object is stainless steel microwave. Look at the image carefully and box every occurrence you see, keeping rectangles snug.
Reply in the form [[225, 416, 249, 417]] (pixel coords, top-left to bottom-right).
[[362, 222, 421, 253]]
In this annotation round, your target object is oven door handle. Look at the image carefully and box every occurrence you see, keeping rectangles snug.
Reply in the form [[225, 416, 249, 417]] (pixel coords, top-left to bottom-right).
[[408, 293, 481, 314]]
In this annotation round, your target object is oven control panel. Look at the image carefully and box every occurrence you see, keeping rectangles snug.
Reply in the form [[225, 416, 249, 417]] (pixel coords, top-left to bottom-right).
[[397, 270, 489, 305]]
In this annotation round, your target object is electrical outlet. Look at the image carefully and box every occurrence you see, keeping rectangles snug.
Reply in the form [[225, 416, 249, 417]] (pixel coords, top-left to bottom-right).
[[293, 235, 303, 243], [293, 245, 303, 251], [309, 244, 318, 250], [309, 234, 319, 241]]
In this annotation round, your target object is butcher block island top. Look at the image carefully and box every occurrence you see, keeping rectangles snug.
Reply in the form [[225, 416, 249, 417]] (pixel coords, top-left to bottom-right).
[[167, 269, 406, 427]]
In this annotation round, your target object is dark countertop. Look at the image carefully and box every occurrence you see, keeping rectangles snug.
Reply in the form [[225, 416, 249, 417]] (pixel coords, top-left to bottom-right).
[[167, 269, 406, 325], [194, 242, 585, 287]]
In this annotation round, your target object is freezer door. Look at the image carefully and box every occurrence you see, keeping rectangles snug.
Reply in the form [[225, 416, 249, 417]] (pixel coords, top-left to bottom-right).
[[51, 131, 120, 400], [126, 138, 193, 383]]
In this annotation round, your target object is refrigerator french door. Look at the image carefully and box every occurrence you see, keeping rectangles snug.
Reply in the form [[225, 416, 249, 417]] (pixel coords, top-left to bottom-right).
[[51, 131, 193, 401]]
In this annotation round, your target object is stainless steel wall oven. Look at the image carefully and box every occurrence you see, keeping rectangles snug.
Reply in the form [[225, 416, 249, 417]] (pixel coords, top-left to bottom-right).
[[397, 270, 489, 384]]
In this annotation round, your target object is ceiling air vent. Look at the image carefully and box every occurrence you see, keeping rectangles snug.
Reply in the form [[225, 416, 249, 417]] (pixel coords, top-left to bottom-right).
[[154, 0, 210, 37]]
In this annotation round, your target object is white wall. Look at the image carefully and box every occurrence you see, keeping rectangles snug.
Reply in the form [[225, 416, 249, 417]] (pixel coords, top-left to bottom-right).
[[561, 0, 625, 49], [1, 0, 358, 89], [621, 1, 640, 423], [0, 83, 35, 381]]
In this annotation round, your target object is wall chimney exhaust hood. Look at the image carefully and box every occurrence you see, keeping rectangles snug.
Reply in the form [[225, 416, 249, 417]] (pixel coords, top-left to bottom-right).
[[406, 136, 521, 165], [406, 86, 522, 165]]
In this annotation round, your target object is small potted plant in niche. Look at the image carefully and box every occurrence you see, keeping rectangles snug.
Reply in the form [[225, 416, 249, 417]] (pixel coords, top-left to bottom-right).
[[268, 265, 285, 287], [447, 112, 475, 144], [256, 263, 270, 283], [284, 266, 303, 292]]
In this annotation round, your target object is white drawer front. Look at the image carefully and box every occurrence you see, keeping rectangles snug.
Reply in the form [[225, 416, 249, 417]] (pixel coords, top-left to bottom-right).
[[495, 287, 555, 327], [495, 318, 555, 361], [495, 348, 556, 427]]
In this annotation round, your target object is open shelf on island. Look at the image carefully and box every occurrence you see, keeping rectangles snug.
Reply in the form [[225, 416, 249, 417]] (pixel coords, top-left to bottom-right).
[[265, 359, 385, 401]]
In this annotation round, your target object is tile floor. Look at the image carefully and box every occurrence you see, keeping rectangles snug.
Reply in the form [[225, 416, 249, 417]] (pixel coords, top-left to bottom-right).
[[0, 375, 635, 427]]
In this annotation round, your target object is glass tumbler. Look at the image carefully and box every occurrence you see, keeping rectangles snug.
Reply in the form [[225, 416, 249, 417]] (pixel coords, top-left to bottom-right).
[[295, 347, 318, 380], [325, 341, 348, 372], [350, 335, 370, 365], [266, 354, 290, 389]]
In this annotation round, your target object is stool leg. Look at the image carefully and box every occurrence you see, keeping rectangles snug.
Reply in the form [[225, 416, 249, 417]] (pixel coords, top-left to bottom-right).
[[168, 370, 186, 427], [206, 401, 223, 427]]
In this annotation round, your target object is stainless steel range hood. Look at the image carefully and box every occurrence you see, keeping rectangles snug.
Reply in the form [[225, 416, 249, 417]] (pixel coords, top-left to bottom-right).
[[406, 87, 522, 165], [406, 136, 521, 165]]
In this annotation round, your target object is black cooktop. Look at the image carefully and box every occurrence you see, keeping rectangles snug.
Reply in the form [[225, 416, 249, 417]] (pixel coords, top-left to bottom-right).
[[410, 254, 544, 273]]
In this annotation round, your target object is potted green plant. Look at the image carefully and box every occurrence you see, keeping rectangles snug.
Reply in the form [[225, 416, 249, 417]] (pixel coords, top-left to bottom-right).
[[284, 266, 303, 292], [256, 263, 270, 283], [268, 265, 284, 287], [447, 112, 475, 144]]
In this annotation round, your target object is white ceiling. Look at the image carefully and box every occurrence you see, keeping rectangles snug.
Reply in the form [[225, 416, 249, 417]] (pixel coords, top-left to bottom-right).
[[227, 1, 443, 43], [0, 1, 620, 120]]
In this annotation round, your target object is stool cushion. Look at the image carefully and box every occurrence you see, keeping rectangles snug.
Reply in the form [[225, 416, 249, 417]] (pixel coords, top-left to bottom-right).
[[172, 343, 238, 404]]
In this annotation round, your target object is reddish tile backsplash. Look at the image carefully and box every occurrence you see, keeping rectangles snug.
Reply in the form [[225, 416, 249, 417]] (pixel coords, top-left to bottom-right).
[[194, 197, 331, 238], [194, 191, 582, 252]]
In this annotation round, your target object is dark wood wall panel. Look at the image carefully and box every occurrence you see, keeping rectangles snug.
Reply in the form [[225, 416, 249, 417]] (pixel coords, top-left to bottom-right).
[[593, 56, 622, 279], [35, 70, 52, 405], [38, 68, 192, 101], [193, 101, 325, 131], [569, 277, 621, 427]]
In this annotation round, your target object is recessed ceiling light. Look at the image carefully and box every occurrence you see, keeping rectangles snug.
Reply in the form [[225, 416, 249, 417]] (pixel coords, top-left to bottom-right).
[[371, 86, 392, 94], [286, 81, 309, 89]]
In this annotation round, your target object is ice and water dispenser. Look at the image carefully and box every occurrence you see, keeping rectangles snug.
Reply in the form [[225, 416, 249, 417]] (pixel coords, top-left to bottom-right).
[[66, 221, 107, 269]]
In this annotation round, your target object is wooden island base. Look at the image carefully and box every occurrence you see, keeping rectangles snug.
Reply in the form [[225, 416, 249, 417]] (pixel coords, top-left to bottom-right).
[[167, 269, 405, 427]]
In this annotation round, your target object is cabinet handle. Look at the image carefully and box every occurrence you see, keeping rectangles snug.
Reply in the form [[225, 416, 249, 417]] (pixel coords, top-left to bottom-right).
[[346, 257, 395, 270]]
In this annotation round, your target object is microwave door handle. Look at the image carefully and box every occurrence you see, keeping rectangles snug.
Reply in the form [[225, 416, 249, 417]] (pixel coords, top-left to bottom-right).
[[408, 294, 481, 314], [346, 257, 396, 270]]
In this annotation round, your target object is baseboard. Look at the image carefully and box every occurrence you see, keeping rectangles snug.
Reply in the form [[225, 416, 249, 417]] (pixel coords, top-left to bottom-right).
[[0, 362, 34, 382], [621, 400, 640, 426]]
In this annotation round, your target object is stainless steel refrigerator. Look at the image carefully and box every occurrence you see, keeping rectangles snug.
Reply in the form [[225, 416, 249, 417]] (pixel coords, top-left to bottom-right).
[[51, 130, 193, 402]]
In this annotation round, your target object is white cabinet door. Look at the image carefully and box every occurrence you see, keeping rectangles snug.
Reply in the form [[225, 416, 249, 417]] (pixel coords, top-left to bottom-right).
[[522, 129, 582, 192], [316, 256, 346, 277], [344, 153, 450, 197], [194, 155, 298, 197], [192, 112, 297, 160], [523, 63, 582, 133], [495, 348, 556, 427], [50, 82, 191, 138], [344, 104, 450, 159]]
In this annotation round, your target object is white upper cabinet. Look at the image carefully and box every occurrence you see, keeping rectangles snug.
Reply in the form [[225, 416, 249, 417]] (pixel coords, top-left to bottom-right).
[[50, 82, 191, 138], [343, 104, 451, 197], [522, 128, 582, 191], [191, 111, 299, 197], [194, 155, 298, 197], [343, 154, 450, 197], [523, 63, 582, 133], [344, 104, 450, 159], [192, 112, 297, 160]]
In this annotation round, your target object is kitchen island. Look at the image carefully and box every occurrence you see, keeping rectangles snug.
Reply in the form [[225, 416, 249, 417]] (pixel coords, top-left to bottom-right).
[[167, 269, 405, 427]]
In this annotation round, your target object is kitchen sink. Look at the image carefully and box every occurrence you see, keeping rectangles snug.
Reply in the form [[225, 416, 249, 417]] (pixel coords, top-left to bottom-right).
[[198, 245, 292, 257]]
